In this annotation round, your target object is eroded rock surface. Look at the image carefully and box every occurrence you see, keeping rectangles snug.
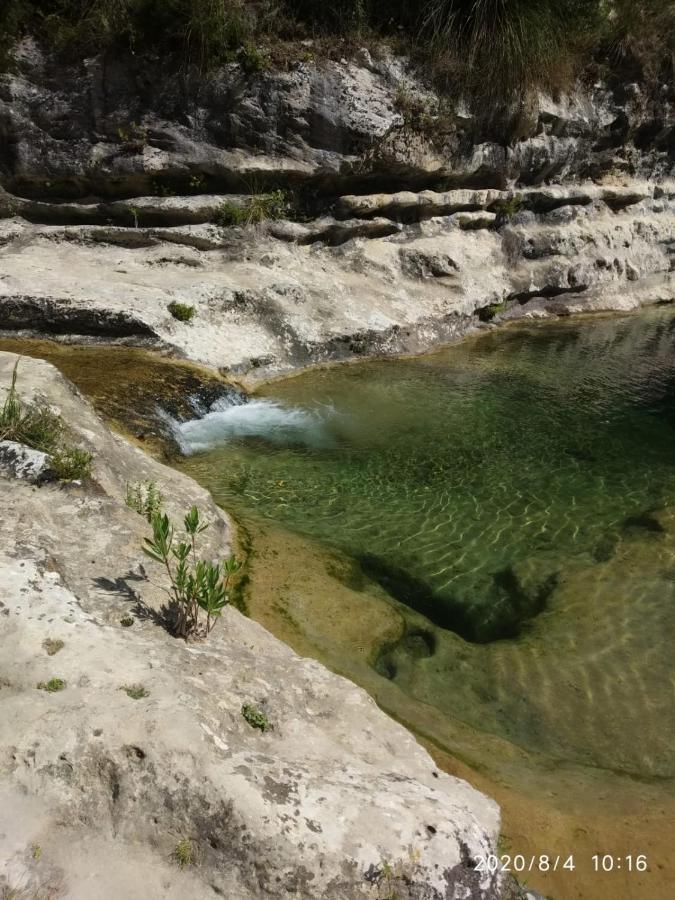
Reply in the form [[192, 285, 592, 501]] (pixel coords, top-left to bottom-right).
[[0, 181, 672, 382], [0, 352, 501, 899]]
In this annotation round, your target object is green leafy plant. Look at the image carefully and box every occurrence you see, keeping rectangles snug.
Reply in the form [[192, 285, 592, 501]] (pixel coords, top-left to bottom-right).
[[121, 683, 149, 699], [142, 506, 241, 638], [126, 480, 163, 521], [168, 302, 195, 322], [241, 703, 270, 732], [49, 447, 93, 481], [239, 41, 267, 73], [42, 638, 64, 656], [37, 678, 66, 693], [120, 615, 135, 627]]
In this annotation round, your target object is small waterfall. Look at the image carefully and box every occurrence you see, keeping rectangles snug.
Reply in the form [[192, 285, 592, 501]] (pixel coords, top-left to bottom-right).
[[162, 390, 336, 455]]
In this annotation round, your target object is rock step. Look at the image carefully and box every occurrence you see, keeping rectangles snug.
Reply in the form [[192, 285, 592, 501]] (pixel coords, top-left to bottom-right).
[[337, 183, 658, 222], [0, 191, 247, 227]]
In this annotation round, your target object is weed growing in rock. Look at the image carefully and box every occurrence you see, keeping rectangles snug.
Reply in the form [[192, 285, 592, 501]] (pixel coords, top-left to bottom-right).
[[242, 703, 270, 732], [126, 480, 163, 521], [143, 506, 241, 639], [478, 301, 508, 322], [37, 678, 66, 693], [120, 615, 135, 627], [214, 190, 289, 228], [493, 194, 523, 228], [121, 684, 149, 700], [1, 361, 62, 448], [239, 42, 267, 73], [31, 844, 42, 861], [1, 359, 94, 481], [168, 302, 195, 322], [49, 447, 93, 482], [173, 838, 196, 868], [42, 638, 64, 656]]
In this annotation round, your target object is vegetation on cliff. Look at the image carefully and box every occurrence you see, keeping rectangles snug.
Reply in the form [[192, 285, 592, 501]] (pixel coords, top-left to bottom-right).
[[1, 1, 673, 99]]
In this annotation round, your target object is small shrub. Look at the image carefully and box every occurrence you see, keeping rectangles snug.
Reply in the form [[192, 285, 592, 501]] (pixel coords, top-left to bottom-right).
[[213, 203, 249, 227], [493, 194, 523, 227], [188, 173, 206, 192], [126, 480, 163, 522], [168, 302, 195, 322], [242, 703, 270, 732], [143, 506, 241, 639], [49, 447, 93, 482], [121, 684, 149, 700], [37, 678, 66, 693], [173, 838, 196, 868], [120, 615, 135, 627], [239, 42, 267, 74], [42, 638, 64, 656], [478, 301, 508, 322]]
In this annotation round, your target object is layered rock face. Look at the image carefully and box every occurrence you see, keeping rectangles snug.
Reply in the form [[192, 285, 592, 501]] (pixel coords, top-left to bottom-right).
[[0, 41, 672, 380], [1, 39, 672, 193], [0, 352, 501, 899], [0, 179, 672, 381]]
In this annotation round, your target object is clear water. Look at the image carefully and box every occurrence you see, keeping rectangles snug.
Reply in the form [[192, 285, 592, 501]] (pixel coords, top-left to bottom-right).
[[177, 310, 675, 779]]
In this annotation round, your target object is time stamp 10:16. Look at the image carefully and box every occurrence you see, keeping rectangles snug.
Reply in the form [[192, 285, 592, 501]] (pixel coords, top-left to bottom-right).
[[475, 854, 649, 874]]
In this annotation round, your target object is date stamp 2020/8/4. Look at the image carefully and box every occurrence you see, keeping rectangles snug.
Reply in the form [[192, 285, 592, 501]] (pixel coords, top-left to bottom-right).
[[475, 854, 649, 874]]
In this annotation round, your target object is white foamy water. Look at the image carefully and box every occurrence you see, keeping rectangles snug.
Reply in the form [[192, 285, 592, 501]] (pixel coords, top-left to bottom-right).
[[168, 398, 335, 454]]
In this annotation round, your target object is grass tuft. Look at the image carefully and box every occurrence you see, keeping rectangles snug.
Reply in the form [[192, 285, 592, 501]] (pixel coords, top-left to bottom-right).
[[1, 359, 94, 482], [42, 638, 64, 656], [242, 703, 270, 732], [173, 838, 196, 868], [168, 302, 195, 323], [121, 683, 149, 700], [214, 190, 289, 228], [37, 677, 66, 693]]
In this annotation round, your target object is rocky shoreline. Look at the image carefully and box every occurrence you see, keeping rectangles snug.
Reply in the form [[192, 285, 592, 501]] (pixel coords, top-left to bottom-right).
[[0, 351, 503, 899]]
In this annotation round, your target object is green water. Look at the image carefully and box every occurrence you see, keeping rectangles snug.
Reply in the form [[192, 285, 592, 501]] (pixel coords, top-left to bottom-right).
[[178, 310, 675, 778]]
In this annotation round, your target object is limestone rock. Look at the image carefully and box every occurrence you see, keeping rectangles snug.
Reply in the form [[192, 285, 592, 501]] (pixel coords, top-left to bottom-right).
[[0, 439, 55, 483], [0, 39, 671, 197], [0, 352, 502, 900], [0, 181, 672, 383]]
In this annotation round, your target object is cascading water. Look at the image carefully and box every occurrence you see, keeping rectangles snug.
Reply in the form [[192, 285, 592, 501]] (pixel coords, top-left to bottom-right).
[[165, 392, 338, 455]]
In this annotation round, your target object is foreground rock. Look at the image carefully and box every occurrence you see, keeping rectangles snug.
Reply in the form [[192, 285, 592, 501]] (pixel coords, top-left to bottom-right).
[[0, 352, 501, 899]]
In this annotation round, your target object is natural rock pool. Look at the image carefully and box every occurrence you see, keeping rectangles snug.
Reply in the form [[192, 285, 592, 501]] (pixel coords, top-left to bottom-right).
[[2, 308, 674, 898], [175, 309, 675, 782]]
